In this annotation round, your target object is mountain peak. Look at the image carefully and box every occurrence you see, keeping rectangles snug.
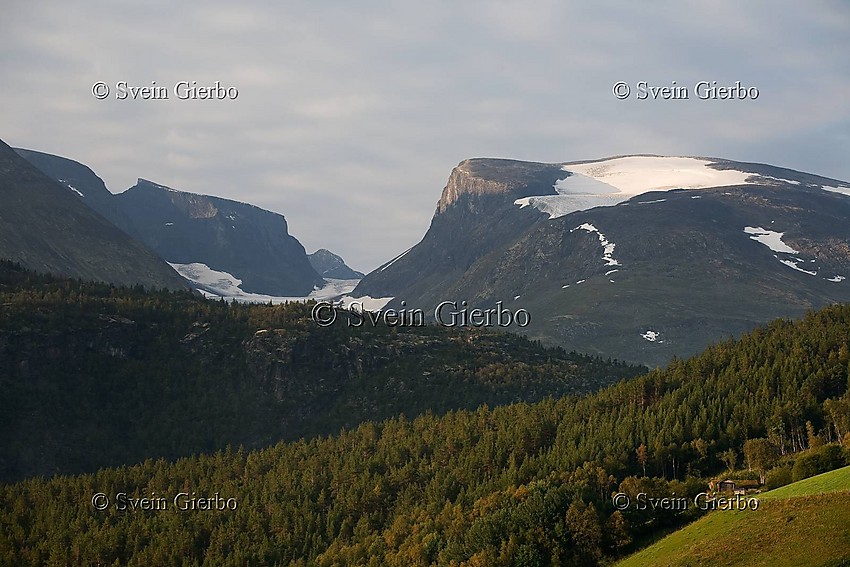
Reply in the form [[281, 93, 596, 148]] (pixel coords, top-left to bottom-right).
[[308, 249, 364, 279], [357, 154, 850, 366], [0, 139, 188, 290], [436, 158, 564, 213]]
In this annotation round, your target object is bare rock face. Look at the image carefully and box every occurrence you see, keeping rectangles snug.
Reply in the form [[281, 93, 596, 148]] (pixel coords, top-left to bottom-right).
[[436, 158, 563, 213], [308, 249, 364, 279]]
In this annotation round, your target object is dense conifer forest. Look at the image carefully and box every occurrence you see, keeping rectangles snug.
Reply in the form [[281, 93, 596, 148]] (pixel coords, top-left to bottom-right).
[[1, 261, 849, 565], [0, 260, 639, 482]]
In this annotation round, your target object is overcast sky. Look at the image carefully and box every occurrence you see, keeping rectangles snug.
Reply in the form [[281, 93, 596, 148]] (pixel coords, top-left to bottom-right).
[[2, 1, 848, 272]]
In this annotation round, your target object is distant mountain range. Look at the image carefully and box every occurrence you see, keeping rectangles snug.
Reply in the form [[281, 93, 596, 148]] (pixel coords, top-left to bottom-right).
[[0, 140, 187, 290], [354, 155, 850, 366], [309, 248, 365, 279], [9, 139, 850, 366], [15, 147, 361, 297]]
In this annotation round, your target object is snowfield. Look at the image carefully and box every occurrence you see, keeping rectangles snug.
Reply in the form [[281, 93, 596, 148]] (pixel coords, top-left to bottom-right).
[[168, 262, 365, 304], [641, 330, 662, 343], [822, 184, 850, 197], [562, 156, 753, 194], [514, 156, 756, 219], [779, 258, 817, 276]]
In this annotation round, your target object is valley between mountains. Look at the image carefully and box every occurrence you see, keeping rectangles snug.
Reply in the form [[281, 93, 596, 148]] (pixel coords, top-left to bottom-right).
[[13, 142, 850, 367], [2, 136, 850, 565]]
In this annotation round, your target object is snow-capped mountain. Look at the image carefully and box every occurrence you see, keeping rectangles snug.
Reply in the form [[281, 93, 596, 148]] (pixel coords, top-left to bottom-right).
[[355, 155, 850, 366], [112, 179, 324, 296], [16, 149, 344, 298]]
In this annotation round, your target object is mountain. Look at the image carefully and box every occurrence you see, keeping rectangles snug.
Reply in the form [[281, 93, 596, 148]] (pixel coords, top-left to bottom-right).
[[355, 155, 850, 366], [0, 139, 187, 290], [114, 179, 324, 296], [17, 148, 325, 297], [308, 248, 364, 279], [13, 148, 129, 225]]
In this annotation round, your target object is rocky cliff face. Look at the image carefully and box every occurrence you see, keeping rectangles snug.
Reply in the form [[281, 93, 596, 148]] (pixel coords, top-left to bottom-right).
[[355, 159, 563, 298], [436, 158, 563, 212], [114, 179, 324, 296]]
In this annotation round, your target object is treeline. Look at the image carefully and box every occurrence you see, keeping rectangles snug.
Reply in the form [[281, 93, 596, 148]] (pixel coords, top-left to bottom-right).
[[0, 260, 640, 481], [1, 278, 849, 564]]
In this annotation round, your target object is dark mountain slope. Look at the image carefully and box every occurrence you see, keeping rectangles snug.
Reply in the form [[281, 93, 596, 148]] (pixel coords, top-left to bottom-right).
[[17, 147, 325, 297], [113, 179, 324, 296], [13, 147, 127, 225], [356, 156, 850, 366], [0, 139, 187, 290], [308, 248, 364, 279]]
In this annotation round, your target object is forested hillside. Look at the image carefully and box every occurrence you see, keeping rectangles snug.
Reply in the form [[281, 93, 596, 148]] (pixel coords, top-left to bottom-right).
[[0, 261, 638, 482], [1, 280, 849, 565]]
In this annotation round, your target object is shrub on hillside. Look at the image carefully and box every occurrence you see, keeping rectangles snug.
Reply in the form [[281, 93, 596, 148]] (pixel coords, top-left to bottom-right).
[[792, 444, 847, 482], [765, 466, 793, 490]]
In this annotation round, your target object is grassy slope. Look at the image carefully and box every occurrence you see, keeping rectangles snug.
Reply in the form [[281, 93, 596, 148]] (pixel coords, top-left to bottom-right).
[[759, 465, 850, 500], [617, 466, 850, 567]]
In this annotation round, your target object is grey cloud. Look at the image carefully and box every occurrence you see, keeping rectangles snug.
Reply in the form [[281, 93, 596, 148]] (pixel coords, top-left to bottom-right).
[[1, 0, 848, 272]]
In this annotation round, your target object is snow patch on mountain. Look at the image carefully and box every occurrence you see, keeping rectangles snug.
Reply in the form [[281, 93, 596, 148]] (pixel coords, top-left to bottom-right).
[[826, 275, 846, 283], [58, 179, 84, 197], [563, 156, 753, 194], [742, 227, 825, 276], [514, 194, 624, 220], [169, 262, 360, 304], [822, 184, 850, 197], [641, 330, 663, 343], [779, 258, 817, 276], [515, 156, 754, 219], [743, 227, 798, 254], [571, 223, 621, 267], [761, 175, 801, 185]]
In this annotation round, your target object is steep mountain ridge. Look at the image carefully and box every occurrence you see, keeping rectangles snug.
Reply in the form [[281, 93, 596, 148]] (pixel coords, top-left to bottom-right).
[[360, 159, 565, 300], [0, 139, 187, 290], [308, 248, 364, 279], [17, 148, 327, 297], [114, 179, 324, 296]]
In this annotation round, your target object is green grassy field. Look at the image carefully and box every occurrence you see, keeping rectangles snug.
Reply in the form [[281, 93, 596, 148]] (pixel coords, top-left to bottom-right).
[[617, 466, 850, 567], [759, 465, 850, 500]]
